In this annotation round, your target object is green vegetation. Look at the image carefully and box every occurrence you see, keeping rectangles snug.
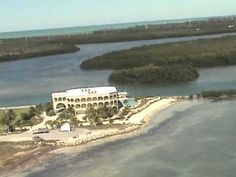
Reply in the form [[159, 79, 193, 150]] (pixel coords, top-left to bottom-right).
[[80, 35, 236, 84], [1, 16, 236, 62], [201, 90, 236, 98], [0, 102, 53, 133], [46, 107, 80, 128], [109, 65, 199, 84], [0, 38, 79, 62], [85, 106, 118, 126], [81, 36, 236, 70]]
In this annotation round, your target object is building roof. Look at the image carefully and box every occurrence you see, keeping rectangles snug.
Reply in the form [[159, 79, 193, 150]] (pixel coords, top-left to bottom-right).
[[52, 86, 117, 97]]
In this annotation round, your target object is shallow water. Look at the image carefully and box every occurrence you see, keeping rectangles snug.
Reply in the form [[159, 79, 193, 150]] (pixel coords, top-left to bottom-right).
[[1, 33, 236, 106], [26, 99, 236, 177]]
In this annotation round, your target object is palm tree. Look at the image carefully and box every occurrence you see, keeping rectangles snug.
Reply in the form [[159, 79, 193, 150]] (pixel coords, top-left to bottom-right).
[[0, 109, 17, 132]]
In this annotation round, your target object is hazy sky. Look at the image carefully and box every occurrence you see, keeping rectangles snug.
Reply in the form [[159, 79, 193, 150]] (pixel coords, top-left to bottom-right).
[[0, 0, 236, 32]]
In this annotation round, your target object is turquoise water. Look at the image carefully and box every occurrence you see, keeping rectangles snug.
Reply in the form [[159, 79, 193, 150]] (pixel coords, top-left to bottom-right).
[[0, 17, 210, 39], [27, 99, 236, 177], [0, 33, 236, 107], [123, 98, 138, 107]]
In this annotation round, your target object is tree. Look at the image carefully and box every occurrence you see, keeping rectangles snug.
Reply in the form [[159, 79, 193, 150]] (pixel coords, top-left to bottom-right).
[[0, 109, 17, 132], [43, 102, 53, 115], [35, 104, 43, 116], [67, 106, 76, 116], [20, 112, 32, 126], [85, 106, 117, 126], [28, 106, 36, 118]]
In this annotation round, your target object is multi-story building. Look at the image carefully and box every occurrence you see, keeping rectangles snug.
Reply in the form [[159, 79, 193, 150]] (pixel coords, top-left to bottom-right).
[[52, 86, 127, 114]]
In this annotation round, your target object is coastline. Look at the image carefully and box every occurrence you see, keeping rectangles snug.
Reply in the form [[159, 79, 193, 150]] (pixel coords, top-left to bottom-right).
[[1, 98, 180, 177], [50, 98, 178, 155]]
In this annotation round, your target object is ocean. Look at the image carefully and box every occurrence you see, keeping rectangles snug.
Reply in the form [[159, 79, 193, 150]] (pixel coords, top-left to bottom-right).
[[0, 17, 211, 39]]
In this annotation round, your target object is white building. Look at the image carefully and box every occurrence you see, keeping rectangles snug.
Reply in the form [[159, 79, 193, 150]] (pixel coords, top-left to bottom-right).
[[52, 86, 127, 114]]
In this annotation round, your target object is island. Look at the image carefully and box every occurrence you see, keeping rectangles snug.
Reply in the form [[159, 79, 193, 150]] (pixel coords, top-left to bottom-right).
[[81, 35, 236, 84], [0, 15, 236, 63], [108, 65, 199, 84]]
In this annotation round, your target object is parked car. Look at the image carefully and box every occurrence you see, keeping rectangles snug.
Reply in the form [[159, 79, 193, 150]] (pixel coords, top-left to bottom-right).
[[32, 136, 44, 142], [32, 128, 49, 134]]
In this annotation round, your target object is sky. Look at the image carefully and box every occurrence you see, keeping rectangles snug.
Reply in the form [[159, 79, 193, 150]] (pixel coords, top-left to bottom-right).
[[0, 0, 236, 33]]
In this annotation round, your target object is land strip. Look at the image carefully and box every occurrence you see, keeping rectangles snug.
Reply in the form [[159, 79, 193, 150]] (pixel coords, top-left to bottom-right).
[[1, 16, 236, 63]]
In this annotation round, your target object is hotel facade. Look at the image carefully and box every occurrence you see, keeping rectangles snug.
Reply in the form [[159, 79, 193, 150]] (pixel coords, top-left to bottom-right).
[[52, 86, 127, 114]]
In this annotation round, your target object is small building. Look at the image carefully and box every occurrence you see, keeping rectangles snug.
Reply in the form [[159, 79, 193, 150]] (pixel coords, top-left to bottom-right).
[[60, 123, 71, 132], [52, 86, 126, 114]]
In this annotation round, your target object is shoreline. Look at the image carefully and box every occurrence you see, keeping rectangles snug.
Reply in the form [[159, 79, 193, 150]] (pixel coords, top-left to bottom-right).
[[50, 98, 178, 154], [0, 31, 236, 64], [0, 98, 179, 177], [18, 98, 179, 176]]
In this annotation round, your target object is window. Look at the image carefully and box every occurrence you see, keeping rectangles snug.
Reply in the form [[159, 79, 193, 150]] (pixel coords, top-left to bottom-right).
[[82, 104, 86, 108], [98, 97, 103, 101], [58, 97, 62, 101], [92, 97, 97, 101], [81, 98, 86, 102], [87, 97, 91, 102], [104, 96, 109, 100], [76, 104, 81, 108], [75, 99, 80, 102], [63, 97, 66, 101], [54, 98, 58, 102]]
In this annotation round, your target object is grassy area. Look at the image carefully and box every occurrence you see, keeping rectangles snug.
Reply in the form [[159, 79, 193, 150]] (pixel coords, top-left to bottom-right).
[[0, 16, 236, 63], [0, 107, 30, 133], [0, 107, 30, 117], [81, 35, 236, 70]]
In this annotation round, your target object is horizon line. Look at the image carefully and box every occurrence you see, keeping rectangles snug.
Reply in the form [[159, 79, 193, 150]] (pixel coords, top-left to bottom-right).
[[1, 14, 236, 35]]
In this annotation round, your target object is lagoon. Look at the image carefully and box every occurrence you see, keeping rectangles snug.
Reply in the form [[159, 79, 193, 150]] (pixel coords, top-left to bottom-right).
[[1, 33, 236, 107]]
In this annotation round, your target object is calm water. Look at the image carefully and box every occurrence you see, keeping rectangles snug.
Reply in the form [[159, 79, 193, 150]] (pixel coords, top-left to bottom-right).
[[27, 99, 236, 177], [0, 17, 210, 39], [1, 33, 236, 107]]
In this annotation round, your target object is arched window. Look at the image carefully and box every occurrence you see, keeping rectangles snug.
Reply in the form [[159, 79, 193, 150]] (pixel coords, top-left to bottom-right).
[[76, 104, 81, 109], [98, 102, 104, 107], [67, 99, 70, 102], [63, 97, 66, 101], [110, 101, 113, 105], [75, 98, 80, 102], [71, 99, 74, 102], [104, 96, 109, 100], [114, 100, 117, 105], [114, 94, 117, 99], [98, 97, 103, 101], [87, 97, 91, 102], [105, 102, 109, 106], [71, 104, 75, 107], [92, 97, 97, 101], [68, 104, 71, 107], [87, 103, 92, 108], [58, 97, 62, 101], [81, 104, 86, 108], [81, 98, 86, 102], [54, 98, 58, 102], [93, 103, 98, 107], [110, 95, 113, 99]]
